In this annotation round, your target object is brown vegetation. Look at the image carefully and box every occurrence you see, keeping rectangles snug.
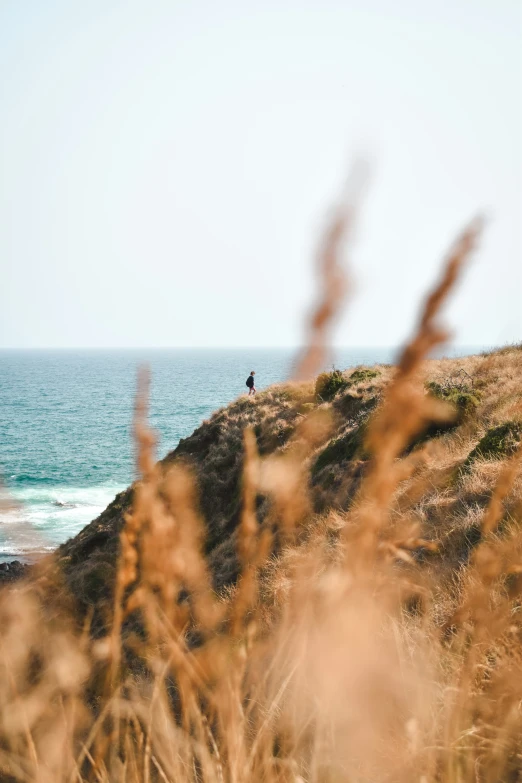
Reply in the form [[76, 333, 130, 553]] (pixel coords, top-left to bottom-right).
[[1, 217, 521, 782]]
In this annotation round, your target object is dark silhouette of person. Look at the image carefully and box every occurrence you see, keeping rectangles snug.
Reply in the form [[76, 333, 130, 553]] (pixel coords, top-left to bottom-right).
[[246, 371, 256, 396]]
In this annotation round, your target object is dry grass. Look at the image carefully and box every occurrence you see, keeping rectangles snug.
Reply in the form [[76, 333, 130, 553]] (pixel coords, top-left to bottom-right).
[[1, 207, 522, 782]]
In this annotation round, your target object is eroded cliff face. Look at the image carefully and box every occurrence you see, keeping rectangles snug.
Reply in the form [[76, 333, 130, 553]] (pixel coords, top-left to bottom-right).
[[47, 346, 522, 634]]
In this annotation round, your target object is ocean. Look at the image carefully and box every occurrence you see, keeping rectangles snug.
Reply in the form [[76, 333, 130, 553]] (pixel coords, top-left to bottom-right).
[[0, 346, 480, 561]]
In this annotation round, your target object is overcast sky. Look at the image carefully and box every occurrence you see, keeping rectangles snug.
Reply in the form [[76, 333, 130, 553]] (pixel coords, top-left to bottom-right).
[[1, 0, 520, 350]]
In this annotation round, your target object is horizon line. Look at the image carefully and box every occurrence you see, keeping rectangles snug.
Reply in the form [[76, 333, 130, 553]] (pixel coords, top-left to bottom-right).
[[0, 343, 494, 352]]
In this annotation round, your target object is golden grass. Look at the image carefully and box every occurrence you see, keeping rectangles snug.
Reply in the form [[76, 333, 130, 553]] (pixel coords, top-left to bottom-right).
[[1, 205, 522, 782]]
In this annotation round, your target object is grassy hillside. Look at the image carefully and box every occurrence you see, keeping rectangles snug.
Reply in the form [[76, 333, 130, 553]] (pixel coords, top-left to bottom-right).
[[1, 340, 521, 783], [56, 345, 522, 625], [1, 148, 519, 781]]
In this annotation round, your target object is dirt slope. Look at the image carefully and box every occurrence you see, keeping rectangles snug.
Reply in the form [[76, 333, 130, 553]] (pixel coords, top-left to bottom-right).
[[54, 345, 522, 631]]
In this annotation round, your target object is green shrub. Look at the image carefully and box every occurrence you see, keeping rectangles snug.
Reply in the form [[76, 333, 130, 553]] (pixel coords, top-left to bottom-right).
[[464, 421, 522, 468], [407, 382, 480, 452], [315, 366, 380, 402], [315, 370, 347, 401], [347, 368, 380, 385], [426, 381, 480, 416]]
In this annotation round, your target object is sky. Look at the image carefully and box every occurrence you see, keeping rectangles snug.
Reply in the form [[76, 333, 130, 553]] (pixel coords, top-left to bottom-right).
[[0, 0, 520, 350]]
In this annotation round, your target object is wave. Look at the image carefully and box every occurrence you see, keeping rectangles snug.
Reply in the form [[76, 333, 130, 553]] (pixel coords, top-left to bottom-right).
[[0, 483, 125, 556]]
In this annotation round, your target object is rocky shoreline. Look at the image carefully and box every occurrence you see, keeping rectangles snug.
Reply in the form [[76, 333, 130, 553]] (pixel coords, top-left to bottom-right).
[[0, 560, 30, 585]]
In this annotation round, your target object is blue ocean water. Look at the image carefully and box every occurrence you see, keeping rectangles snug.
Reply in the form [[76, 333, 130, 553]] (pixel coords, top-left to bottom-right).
[[0, 346, 480, 560]]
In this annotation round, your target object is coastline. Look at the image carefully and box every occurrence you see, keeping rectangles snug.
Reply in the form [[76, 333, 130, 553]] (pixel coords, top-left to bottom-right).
[[0, 551, 48, 565], [0, 558, 32, 585]]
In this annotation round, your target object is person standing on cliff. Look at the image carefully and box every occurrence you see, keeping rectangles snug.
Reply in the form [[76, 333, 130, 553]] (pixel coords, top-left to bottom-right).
[[246, 371, 256, 396]]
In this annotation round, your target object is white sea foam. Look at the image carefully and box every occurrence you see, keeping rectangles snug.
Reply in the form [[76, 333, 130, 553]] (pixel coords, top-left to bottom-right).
[[0, 484, 125, 559]]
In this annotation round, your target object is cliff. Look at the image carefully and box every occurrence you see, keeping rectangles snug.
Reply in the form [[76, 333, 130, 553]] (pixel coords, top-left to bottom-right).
[[1, 344, 522, 782], [52, 344, 522, 631]]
